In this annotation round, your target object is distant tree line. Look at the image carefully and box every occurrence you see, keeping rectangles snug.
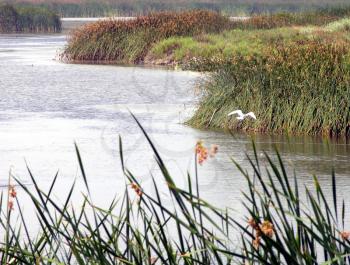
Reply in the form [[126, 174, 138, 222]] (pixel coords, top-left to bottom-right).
[[0, 4, 61, 32], [3, 0, 350, 17]]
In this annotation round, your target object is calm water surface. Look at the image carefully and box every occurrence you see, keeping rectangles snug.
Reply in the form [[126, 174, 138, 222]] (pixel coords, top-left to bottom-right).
[[0, 32, 350, 227]]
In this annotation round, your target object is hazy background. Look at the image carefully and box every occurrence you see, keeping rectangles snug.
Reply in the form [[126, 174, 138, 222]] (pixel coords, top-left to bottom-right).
[[2, 0, 350, 17]]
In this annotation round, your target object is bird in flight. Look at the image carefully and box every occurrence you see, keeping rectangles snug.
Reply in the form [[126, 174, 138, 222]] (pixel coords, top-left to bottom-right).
[[228, 110, 256, 120]]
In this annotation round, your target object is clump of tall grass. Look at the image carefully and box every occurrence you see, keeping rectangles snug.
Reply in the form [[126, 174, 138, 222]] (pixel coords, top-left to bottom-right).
[[233, 143, 350, 264], [62, 10, 230, 63], [1, 117, 350, 264], [188, 39, 350, 137]]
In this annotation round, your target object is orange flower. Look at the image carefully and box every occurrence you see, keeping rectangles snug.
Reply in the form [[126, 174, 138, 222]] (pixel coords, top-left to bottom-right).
[[195, 140, 204, 154], [8, 200, 14, 211], [248, 218, 259, 230], [260, 220, 274, 238], [130, 182, 142, 197], [340, 231, 350, 240], [200, 148, 208, 159], [195, 140, 209, 165]]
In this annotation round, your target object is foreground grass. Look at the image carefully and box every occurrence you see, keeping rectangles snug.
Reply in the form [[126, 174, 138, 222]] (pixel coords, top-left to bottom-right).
[[1, 117, 350, 264]]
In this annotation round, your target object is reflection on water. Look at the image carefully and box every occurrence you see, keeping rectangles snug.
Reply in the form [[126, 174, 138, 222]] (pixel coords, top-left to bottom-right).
[[0, 33, 349, 229]]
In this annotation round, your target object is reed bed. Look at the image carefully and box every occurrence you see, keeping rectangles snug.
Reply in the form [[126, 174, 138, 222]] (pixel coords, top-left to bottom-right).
[[188, 39, 350, 137], [0, 4, 61, 33], [63, 7, 350, 65], [62, 10, 230, 63], [1, 117, 350, 264]]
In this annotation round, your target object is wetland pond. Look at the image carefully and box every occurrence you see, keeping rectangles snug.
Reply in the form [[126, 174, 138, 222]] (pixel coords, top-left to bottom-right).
[[0, 23, 350, 229]]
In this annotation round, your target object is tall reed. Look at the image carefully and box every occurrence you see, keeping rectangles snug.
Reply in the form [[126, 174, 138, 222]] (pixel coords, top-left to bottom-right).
[[0, 117, 350, 264]]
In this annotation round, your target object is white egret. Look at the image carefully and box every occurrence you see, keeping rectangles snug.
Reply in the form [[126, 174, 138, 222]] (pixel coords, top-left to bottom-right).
[[228, 110, 256, 120]]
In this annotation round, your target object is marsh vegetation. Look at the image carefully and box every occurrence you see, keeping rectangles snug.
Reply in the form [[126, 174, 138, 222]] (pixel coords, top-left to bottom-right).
[[63, 9, 350, 137], [62, 10, 229, 63], [9, 0, 350, 17], [1, 3, 350, 264], [0, 4, 61, 33], [1, 120, 350, 264]]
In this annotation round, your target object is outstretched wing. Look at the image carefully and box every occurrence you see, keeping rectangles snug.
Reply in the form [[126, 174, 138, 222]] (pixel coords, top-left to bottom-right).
[[246, 112, 257, 120], [228, 110, 243, 117]]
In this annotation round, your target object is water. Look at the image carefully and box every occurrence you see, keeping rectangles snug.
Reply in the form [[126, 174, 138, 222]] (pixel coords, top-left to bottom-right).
[[0, 31, 350, 229]]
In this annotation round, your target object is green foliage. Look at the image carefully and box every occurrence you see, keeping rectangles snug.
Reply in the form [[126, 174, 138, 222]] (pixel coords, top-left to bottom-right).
[[325, 18, 350, 32], [147, 28, 303, 67], [233, 143, 350, 264], [1, 119, 350, 264], [15, 1, 111, 17], [0, 3, 61, 33], [0, 4, 18, 32], [17, 6, 61, 32]]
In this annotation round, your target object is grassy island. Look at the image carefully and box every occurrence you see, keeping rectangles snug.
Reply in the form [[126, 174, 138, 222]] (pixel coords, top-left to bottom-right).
[[63, 9, 350, 137], [0, 4, 61, 33], [179, 15, 350, 137], [62, 10, 230, 63]]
